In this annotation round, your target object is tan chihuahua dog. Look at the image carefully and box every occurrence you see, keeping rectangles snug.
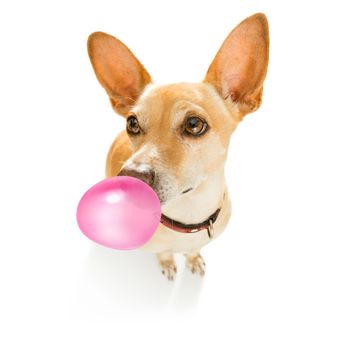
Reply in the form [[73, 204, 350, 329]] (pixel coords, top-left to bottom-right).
[[87, 13, 269, 280]]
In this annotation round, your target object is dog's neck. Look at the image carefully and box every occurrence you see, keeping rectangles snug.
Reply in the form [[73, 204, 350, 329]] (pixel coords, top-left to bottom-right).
[[161, 168, 227, 224]]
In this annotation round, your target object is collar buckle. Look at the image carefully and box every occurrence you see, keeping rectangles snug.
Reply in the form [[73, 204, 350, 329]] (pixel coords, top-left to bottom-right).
[[207, 219, 214, 239]]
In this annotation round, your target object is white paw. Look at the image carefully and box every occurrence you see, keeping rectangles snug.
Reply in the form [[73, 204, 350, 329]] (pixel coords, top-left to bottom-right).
[[186, 254, 206, 276], [159, 260, 177, 281]]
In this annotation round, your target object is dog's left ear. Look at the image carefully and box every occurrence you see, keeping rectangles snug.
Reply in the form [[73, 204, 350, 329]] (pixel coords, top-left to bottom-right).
[[88, 32, 152, 116], [204, 13, 269, 118]]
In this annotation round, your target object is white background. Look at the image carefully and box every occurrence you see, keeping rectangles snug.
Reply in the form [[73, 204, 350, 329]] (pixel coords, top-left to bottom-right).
[[0, 0, 349, 349]]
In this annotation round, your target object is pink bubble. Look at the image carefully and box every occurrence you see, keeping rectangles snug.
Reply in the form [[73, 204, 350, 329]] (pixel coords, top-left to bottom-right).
[[77, 176, 161, 250]]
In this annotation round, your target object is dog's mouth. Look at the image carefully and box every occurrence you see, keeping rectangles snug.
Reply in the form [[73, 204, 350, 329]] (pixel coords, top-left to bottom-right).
[[159, 186, 201, 232], [181, 187, 193, 194], [158, 187, 194, 205]]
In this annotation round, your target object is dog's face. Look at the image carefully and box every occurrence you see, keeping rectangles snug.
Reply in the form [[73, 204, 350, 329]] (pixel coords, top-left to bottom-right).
[[88, 13, 269, 205], [120, 83, 236, 204]]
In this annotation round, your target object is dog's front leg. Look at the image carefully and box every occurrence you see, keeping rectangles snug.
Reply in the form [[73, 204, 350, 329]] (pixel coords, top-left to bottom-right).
[[185, 251, 206, 276], [157, 252, 177, 281]]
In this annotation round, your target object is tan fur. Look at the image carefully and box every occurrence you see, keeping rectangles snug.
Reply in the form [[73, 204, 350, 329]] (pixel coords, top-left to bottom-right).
[[88, 13, 269, 280], [105, 130, 132, 177]]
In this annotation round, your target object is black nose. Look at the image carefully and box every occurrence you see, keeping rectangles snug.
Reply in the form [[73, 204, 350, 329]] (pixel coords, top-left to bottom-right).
[[118, 166, 155, 187]]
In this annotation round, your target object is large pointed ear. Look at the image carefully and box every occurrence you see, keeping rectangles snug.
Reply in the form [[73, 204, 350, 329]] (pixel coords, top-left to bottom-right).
[[87, 32, 152, 116], [204, 13, 269, 117]]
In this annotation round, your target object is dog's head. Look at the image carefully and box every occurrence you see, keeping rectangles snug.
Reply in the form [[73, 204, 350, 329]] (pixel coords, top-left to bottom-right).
[[88, 13, 269, 205]]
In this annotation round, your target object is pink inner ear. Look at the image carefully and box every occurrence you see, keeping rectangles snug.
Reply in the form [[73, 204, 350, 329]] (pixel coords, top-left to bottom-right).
[[223, 72, 243, 100], [88, 32, 152, 114], [204, 13, 269, 109]]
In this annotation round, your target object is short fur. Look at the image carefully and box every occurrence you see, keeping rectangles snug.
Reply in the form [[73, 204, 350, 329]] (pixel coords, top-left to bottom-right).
[[87, 13, 269, 279]]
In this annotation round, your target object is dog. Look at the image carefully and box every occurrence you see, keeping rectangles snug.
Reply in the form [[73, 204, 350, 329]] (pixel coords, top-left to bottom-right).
[[87, 13, 269, 280]]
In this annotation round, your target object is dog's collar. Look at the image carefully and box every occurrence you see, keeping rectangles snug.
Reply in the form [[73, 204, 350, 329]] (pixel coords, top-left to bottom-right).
[[160, 208, 221, 238]]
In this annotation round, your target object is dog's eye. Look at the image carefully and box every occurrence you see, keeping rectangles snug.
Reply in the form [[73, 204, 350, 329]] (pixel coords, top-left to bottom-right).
[[126, 116, 141, 135], [183, 116, 208, 137]]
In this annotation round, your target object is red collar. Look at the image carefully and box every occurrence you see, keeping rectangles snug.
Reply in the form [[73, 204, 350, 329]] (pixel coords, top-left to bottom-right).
[[160, 208, 221, 238]]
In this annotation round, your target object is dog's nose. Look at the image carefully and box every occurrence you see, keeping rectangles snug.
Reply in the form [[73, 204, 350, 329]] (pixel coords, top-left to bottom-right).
[[118, 166, 155, 187]]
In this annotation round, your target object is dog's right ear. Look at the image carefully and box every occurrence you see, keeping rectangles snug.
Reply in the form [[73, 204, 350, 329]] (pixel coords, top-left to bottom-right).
[[204, 13, 269, 119], [87, 32, 152, 116]]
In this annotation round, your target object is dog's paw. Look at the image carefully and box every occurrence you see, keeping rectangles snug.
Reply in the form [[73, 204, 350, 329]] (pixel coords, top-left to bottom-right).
[[160, 260, 177, 281], [157, 253, 177, 281], [185, 253, 206, 276]]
